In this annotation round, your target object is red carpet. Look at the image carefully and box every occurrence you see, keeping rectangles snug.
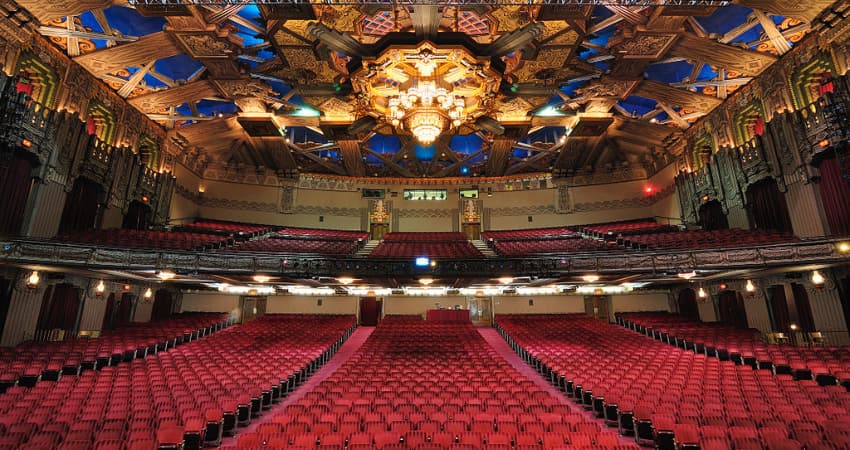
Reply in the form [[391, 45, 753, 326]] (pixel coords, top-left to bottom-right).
[[220, 326, 375, 446], [477, 327, 637, 446]]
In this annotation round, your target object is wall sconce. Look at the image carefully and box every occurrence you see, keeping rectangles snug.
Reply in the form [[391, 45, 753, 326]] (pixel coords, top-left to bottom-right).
[[95, 280, 106, 297], [790, 323, 798, 331], [143, 287, 153, 300], [811, 270, 825, 288], [197, 185, 206, 194], [697, 287, 707, 299], [123, 284, 131, 292], [156, 270, 176, 281], [745, 279, 756, 295], [26, 271, 39, 289]]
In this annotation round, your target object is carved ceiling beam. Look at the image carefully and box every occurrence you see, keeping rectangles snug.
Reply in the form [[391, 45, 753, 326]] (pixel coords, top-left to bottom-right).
[[14, 0, 111, 24], [91, 8, 116, 48], [410, 4, 439, 39], [506, 141, 563, 175], [75, 32, 182, 75], [433, 148, 486, 177], [307, 22, 371, 57], [486, 22, 545, 57], [686, 17, 709, 38], [752, 9, 792, 54], [202, 4, 245, 25], [715, 68, 726, 98], [146, 114, 221, 121], [129, 79, 219, 113], [485, 137, 514, 177], [148, 70, 176, 87], [671, 77, 754, 88], [117, 59, 156, 97], [605, 5, 647, 25], [287, 141, 347, 176], [718, 14, 758, 43], [633, 79, 723, 112], [38, 26, 137, 43], [656, 102, 690, 128], [66, 15, 80, 57], [365, 148, 416, 177], [688, 61, 704, 82], [734, 0, 835, 23], [337, 139, 367, 177], [746, 23, 809, 47]]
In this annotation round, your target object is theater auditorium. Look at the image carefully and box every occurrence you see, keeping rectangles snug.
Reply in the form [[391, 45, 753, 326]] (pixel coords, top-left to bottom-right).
[[1, 0, 850, 448]]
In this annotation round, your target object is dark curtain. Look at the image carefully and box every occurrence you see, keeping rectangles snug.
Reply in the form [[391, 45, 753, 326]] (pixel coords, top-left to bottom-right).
[[150, 290, 173, 321], [0, 155, 34, 236], [36, 284, 80, 332], [101, 292, 115, 331], [122, 201, 151, 230], [816, 155, 850, 236], [677, 288, 700, 321], [791, 283, 816, 333], [58, 177, 102, 234], [116, 292, 133, 327], [768, 285, 791, 333], [698, 200, 729, 231], [746, 178, 794, 233], [718, 290, 748, 329], [360, 297, 378, 326], [0, 278, 11, 340]]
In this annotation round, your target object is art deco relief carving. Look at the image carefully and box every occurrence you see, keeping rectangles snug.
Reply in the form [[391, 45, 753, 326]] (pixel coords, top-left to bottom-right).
[[173, 32, 236, 59], [614, 33, 678, 60]]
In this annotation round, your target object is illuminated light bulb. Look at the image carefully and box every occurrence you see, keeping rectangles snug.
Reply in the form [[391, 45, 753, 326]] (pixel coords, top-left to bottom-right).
[[838, 242, 850, 253], [95, 280, 106, 296], [419, 278, 434, 286], [745, 280, 755, 293], [26, 271, 39, 288], [677, 271, 696, 280], [698, 287, 707, 298], [498, 276, 513, 285], [143, 288, 153, 299], [338, 277, 354, 285], [253, 274, 271, 283], [811, 270, 825, 286], [582, 274, 600, 283], [157, 270, 176, 281]]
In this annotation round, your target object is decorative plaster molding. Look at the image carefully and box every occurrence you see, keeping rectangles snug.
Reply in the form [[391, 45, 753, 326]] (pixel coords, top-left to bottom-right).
[[395, 208, 455, 219]]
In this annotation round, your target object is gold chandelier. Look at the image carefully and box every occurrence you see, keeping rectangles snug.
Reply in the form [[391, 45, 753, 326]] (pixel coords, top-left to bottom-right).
[[351, 43, 501, 144]]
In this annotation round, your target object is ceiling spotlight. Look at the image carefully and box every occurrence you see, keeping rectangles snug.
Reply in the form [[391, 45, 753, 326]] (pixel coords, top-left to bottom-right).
[[253, 274, 271, 283], [157, 270, 176, 281], [419, 278, 434, 286], [95, 280, 106, 296], [582, 274, 600, 283], [745, 279, 756, 293], [26, 271, 39, 288], [337, 277, 355, 285], [498, 276, 513, 285], [811, 270, 825, 287]]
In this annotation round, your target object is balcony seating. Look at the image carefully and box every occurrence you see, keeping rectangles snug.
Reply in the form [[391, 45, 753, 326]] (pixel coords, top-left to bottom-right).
[[370, 233, 482, 259], [619, 312, 850, 387], [261, 316, 633, 450], [496, 314, 850, 450], [0, 313, 231, 392], [579, 219, 679, 238], [174, 221, 272, 238], [492, 239, 611, 256], [274, 228, 369, 241], [222, 227, 368, 256], [482, 227, 576, 241], [0, 314, 355, 450], [54, 229, 232, 251], [618, 228, 797, 250]]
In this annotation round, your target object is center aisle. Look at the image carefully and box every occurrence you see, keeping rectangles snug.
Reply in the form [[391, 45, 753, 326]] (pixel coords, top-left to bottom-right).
[[219, 316, 638, 449], [219, 326, 375, 447], [478, 327, 638, 446]]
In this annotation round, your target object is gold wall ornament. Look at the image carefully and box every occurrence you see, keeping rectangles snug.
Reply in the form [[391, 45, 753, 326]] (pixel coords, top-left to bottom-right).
[[351, 43, 502, 144]]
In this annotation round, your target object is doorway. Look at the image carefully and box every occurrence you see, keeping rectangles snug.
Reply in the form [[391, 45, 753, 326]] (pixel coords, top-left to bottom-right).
[[370, 223, 389, 240], [360, 296, 378, 326], [462, 223, 481, 240], [240, 296, 267, 323], [467, 296, 492, 326], [584, 295, 611, 322]]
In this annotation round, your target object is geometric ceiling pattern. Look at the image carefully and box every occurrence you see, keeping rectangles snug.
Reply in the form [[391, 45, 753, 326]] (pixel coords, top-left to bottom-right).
[[19, 0, 832, 178]]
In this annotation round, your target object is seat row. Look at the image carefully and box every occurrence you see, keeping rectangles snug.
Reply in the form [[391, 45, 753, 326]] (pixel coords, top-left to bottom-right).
[[0, 314, 356, 450], [174, 221, 272, 237], [618, 312, 850, 388], [579, 219, 677, 238], [370, 241, 482, 259], [496, 314, 850, 450], [0, 313, 231, 391], [54, 229, 232, 251], [618, 228, 796, 250], [492, 239, 611, 257], [482, 227, 576, 242], [381, 232, 468, 242], [227, 238, 361, 256]]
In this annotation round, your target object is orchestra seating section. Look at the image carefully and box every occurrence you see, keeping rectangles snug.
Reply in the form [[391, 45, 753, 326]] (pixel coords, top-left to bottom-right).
[[496, 314, 850, 450], [0, 313, 230, 393], [226, 228, 368, 256], [173, 221, 272, 238], [370, 232, 483, 259], [0, 314, 355, 450], [222, 316, 640, 450], [54, 229, 233, 251], [619, 312, 850, 388]]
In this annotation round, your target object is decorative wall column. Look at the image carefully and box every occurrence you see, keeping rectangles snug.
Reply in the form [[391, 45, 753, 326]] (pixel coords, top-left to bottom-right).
[[21, 168, 68, 238], [0, 272, 47, 346]]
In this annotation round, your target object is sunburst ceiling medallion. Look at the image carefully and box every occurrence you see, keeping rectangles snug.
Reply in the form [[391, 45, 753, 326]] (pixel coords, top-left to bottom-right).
[[351, 42, 502, 144]]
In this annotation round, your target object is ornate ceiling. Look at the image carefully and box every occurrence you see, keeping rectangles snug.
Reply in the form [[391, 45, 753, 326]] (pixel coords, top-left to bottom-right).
[[16, 0, 833, 178]]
